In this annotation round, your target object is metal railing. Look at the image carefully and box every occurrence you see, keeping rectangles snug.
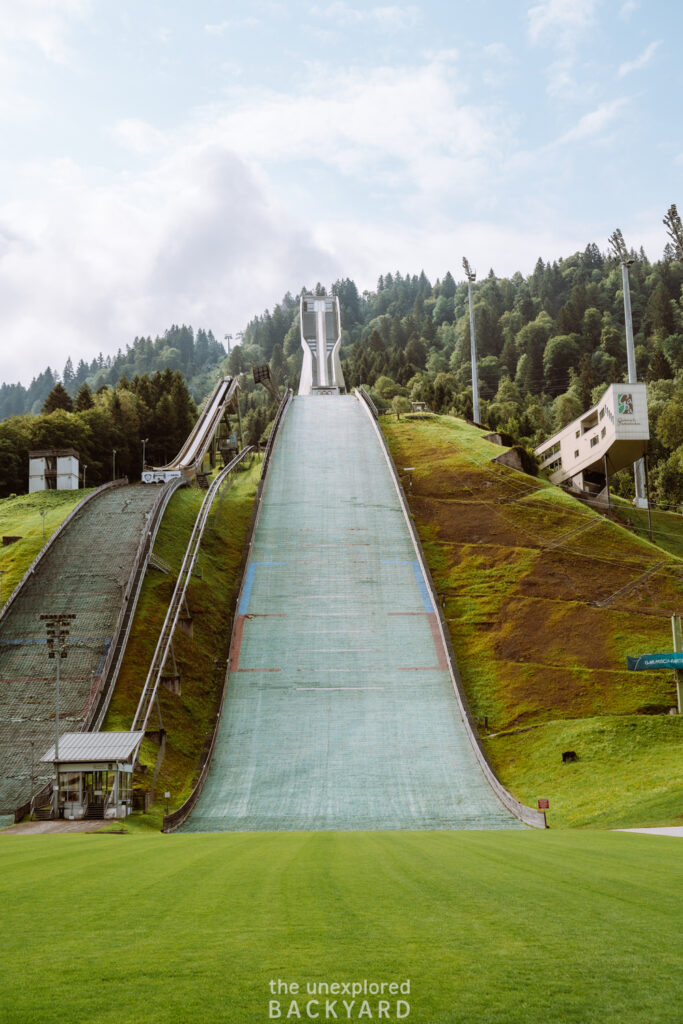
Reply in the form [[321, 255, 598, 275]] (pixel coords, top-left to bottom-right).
[[132, 448, 254, 735], [357, 386, 378, 419], [261, 389, 293, 479]]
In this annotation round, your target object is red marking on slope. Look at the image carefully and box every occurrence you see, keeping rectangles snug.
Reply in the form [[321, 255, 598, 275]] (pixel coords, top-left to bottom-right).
[[228, 614, 246, 672], [428, 613, 449, 670]]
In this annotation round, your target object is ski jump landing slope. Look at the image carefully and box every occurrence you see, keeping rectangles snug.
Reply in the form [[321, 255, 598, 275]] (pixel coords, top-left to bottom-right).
[[182, 395, 524, 831]]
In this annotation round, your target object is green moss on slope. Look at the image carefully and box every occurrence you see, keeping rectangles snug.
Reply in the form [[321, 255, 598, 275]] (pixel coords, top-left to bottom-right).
[[382, 413, 683, 828]]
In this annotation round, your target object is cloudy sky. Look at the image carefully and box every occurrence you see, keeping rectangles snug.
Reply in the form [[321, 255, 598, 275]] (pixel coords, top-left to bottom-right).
[[0, 0, 680, 383]]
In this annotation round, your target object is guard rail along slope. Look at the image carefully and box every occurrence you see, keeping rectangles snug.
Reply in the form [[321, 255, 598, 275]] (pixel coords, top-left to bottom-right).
[[163, 390, 293, 831]]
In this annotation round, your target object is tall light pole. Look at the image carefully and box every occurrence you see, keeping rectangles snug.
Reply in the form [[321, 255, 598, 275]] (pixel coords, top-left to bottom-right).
[[608, 228, 646, 507], [462, 256, 480, 423], [39, 508, 47, 543], [224, 333, 233, 354], [141, 438, 148, 471], [82, 464, 87, 489], [40, 612, 76, 815], [112, 449, 117, 482]]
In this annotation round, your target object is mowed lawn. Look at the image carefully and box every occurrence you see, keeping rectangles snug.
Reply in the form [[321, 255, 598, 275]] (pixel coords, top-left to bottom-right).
[[1, 830, 680, 1024]]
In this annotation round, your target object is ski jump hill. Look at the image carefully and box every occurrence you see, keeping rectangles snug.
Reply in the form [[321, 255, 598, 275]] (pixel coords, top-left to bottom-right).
[[1, 293, 543, 829], [171, 294, 543, 831]]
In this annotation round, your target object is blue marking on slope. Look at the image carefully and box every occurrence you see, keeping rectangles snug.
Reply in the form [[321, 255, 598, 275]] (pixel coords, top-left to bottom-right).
[[381, 559, 434, 612], [411, 561, 434, 612], [238, 562, 286, 615]]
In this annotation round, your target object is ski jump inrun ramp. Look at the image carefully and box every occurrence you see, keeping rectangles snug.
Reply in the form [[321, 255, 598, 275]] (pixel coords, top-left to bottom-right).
[[180, 395, 540, 832]]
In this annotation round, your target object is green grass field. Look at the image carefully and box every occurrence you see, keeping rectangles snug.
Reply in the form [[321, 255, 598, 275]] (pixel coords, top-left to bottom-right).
[[0, 829, 680, 1023], [0, 488, 91, 608]]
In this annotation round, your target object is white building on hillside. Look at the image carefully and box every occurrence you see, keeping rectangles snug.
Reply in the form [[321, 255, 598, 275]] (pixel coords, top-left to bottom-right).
[[535, 383, 649, 494], [29, 449, 80, 492]]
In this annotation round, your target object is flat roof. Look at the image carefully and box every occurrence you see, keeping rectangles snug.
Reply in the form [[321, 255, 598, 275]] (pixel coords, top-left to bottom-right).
[[41, 731, 144, 763], [29, 449, 79, 459]]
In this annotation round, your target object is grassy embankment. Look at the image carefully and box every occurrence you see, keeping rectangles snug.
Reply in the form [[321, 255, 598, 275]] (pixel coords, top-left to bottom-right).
[[382, 414, 683, 829], [0, 829, 681, 1024], [103, 458, 261, 825], [608, 494, 683, 560], [0, 489, 92, 608]]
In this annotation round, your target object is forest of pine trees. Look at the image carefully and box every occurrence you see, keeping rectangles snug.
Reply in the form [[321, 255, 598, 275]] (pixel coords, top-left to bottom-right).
[[229, 249, 682, 505], [0, 244, 681, 503]]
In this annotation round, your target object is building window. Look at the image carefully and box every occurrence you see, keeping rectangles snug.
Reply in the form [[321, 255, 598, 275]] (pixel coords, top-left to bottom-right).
[[574, 450, 579, 458], [590, 436, 599, 447], [601, 427, 606, 437], [575, 430, 580, 438], [599, 408, 605, 420]]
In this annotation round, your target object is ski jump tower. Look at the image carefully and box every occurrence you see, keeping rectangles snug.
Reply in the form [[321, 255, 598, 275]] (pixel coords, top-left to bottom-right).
[[298, 293, 345, 395]]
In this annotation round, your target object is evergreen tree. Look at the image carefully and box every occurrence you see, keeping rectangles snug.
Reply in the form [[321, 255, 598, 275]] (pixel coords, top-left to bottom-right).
[[42, 382, 73, 414], [74, 382, 94, 411]]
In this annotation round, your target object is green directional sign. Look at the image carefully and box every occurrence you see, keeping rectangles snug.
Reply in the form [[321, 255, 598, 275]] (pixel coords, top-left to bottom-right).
[[626, 652, 683, 671]]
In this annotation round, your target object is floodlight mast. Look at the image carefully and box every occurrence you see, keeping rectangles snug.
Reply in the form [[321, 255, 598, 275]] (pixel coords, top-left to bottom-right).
[[608, 228, 646, 506], [462, 257, 480, 423], [663, 203, 683, 260]]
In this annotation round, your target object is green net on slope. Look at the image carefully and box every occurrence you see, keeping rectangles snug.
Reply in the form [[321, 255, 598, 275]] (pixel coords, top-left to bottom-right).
[[183, 396, 524, 831]]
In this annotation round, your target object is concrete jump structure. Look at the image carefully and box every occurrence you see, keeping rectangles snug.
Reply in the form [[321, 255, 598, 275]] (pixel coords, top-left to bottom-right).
[[298, 293, 345, 395], [179, 395, 537, 832]]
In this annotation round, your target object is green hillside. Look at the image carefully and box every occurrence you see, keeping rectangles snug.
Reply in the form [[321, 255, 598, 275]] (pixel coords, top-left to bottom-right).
[[0, 489, 91, 609], [382, 413, 683, 828]]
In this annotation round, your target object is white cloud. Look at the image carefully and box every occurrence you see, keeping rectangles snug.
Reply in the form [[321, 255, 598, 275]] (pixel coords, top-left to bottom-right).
[[193, 57, 504, 197], [527, 0, 599, 46], [204, 18, 260, 35], [527, 0, 601, 100], [0, 0, 91, 64], [110, 118, 167, 155], [618, 40, 660, 77], [0, 51, 513, 382], [310, 3, 420, 31], [619, 0, 638, 19], [556, 97, 626, 144], [0, 148, 339, 382]]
